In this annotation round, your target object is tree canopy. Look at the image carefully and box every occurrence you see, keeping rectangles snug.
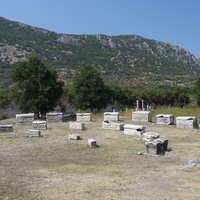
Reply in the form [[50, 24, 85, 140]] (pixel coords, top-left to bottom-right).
[[70, 63, 109, 111], [11, 53, 64, 117]]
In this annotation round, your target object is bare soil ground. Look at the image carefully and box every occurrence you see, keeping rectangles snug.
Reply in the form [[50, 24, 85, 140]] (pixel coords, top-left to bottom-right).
[[1, 117, 200, 200]]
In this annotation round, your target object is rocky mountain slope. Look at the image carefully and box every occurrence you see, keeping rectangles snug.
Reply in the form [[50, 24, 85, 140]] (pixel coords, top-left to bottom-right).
[[1, 16, 200, 87]]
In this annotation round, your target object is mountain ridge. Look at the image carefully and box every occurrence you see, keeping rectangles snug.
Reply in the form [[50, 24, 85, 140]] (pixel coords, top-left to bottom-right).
[[0, 16, 200, 87]]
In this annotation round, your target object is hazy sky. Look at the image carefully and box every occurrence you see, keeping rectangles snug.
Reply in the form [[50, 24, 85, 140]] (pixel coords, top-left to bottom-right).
[[1, 0, 200, 58]]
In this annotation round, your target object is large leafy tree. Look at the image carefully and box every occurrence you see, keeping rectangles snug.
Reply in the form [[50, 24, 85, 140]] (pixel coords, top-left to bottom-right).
[[71, 63, 109, 111], [11, 53, 64, 117], [194, 77, 200, 106]]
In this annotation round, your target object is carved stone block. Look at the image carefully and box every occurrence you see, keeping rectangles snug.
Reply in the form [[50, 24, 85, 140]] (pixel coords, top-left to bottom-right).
[[142, 132, 159, 142], [76, 113, 92, 121], [69, 122, 85, 130], [176, 116, 198, 129], [132, 111, 152, 122], [25, 129, 41, 137], [156, 114, 174, 125], [88, 139, 97, 147], [0, 125, 13, 132], [46, 112, 63, 122], [68, 133, 81, 140], [32, 121, 47, 130], [124, 124, 146, 136], [102, 120, 124, 130], [104, 112, 119, 121], [16, 113, 35, 125]]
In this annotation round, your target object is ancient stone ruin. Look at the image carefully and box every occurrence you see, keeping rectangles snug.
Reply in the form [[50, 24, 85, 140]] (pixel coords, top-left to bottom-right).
[[46, 112, 63, 122], [32, 121, 47, 130], [176, 116, 199, 129], [76, 113, 92, 121], [142, 132, 159, 142], [69, 122, 85, 130], [25, 129, 41, 137], [16, 113, 35, 125], [156, 114, 174, 125], [0, 125, 13, 132], [132, 111, 152, 122], [102, 120, 124, 130], [88, 139, 97, 147], [104, 112, 119, 121], [124, 124, 146, 136], [68, 133, 81, 140], [145, 138, 168, 155]]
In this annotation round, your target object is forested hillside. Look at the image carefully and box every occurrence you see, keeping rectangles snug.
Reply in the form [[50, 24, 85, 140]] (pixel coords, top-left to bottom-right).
[[1, 16, 200, 88]]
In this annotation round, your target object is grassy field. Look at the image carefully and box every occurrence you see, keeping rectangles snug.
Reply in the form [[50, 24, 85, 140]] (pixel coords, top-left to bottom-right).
[[1, 107, 200, 200]]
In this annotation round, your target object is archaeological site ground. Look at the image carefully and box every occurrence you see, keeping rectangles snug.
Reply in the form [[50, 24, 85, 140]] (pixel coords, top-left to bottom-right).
[[1, 111, 200, 200]]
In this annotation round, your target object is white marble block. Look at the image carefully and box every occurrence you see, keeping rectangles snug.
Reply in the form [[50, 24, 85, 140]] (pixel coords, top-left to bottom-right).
[[69, 122, 85, 130], [25, 129, 41, 137], [76, 113, 92, 121], [102, 120, 124, 130], [32, 121, 47, 130], [46, 112, 63, 122], [104, 112, 119, 121], [132, 111, 152, 122], [142, 132, 159, 142], [68, 133, 81, 140], [16, 113, 35, 125], [156, 114, 174, 125], [0, 125, 13, 132], [88, 139, 97, 147], [176, 116, 198, 129], [124, 124, 146, 136]]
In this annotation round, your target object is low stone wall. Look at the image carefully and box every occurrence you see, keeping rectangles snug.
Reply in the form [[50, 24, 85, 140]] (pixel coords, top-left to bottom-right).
[[76, 113, 92, 121], [176, 116, 198, 129], [132, 111, 152, 122], [156, 114, 174, 125], [16, 113, 35, 125]]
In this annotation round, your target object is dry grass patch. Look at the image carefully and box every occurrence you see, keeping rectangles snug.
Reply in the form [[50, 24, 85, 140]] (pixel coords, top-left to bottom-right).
[[1, 116, 200, 199]]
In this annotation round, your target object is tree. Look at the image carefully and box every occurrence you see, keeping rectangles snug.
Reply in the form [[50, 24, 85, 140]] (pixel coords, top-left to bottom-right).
[[173, 87, 190, 107], [71, 63, 109, 111], [11, 53, 64, 117], [194, 77, 200, 106]]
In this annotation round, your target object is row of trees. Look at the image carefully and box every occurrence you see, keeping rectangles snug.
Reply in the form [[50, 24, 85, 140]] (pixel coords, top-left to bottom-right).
[[1, 53, 200, 117]]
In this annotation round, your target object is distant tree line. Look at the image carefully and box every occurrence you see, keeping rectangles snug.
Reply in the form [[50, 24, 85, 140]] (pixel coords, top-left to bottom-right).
[[0, 53, 199, 120]]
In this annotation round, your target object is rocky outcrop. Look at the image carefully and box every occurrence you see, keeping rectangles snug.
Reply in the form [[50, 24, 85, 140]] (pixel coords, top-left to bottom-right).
[[57, 35, 83, 46]]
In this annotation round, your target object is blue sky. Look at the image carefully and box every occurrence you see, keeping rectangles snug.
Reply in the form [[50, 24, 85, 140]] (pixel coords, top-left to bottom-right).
[[1, 0, 200, 58]]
